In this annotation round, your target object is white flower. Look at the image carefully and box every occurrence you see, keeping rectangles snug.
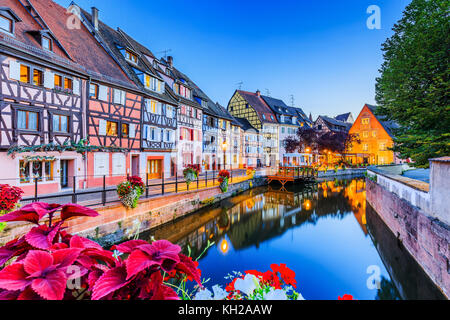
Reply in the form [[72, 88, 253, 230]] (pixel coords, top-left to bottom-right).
[[212, 285, 228, 300], [234, 274, 260, 297], [264, 288, 288, 300], [194, 286, 228, 300], [193, 288, 213, 300]]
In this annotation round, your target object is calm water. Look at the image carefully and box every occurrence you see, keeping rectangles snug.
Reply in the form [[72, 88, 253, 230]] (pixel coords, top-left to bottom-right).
[[140, 178, 444, 300]]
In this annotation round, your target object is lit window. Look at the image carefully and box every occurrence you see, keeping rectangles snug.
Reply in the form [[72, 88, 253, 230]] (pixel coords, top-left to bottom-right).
[[17, 110, 39, 131], [362, 118, 370, 125], [0, 15, 12, 33], [54, 74, 63, 88], [52, 114, 69, 133], [64, 78, 73, 90], [19, 160, 54, 183], [372, 131, 377, 137], [363, 144, 369, 151], [33, 69, 43, 86], [89, 83, 99, 99], [379, 143, 387, 151], [20, 65, 30, 83], [121, 123, 129, 138], [106, 121, 118, 136], [125, 50, 138, 64], [363, 131, 369, 138], [42, 36, 52, 51]]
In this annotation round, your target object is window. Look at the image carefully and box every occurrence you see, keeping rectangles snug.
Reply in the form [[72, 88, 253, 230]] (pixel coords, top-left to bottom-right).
[[32, 69, 43, 86], [20, 64, 30, 83], [42, 36, 52, 51], [89, 84, 99, 99], [106, 121, 118, 136], [363, 144, 369, 152], [0, 15, 12, 33], [372, 131, 377, 138], [125, 49, 138, 64], [64, 77, 73, 90], [17, 110, 39, 131], [363, 131, 369, 138], [54, 74, 63, 88], [121, 123, 129, 138], [362, 118, 370, 125], [19, 160, 54, 183], [379, 143, 387, 151], [52, 114, 69, 133]]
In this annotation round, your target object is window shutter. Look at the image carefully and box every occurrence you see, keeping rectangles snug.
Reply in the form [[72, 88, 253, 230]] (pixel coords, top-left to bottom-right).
[[72, 79, 80, 95], [9, 60, 20, 80], [43, 71, 54, 89], [113, 89, 121, 104], [145, 99, 151, 113], [143, 125, 148, 141], [121, 91, 126, 105], [112, 153, 126, 175], [99, 119, 107, 136], [98, 85, 108, 101], [157, 102, 162, 115], [129, 124, 136, 138], [94, 153, 109, 176]]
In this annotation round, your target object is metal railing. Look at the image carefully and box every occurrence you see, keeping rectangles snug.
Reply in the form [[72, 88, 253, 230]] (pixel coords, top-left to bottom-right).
[[14, 168, 252, 208]]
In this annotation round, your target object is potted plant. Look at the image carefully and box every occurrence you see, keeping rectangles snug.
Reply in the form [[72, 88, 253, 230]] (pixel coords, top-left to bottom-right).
[[246, 167, 256, 179], [183, 165, 200, 187], [218, 170, 230, 193], [117, 176, 145, 209], [0, 184, 23, 232]]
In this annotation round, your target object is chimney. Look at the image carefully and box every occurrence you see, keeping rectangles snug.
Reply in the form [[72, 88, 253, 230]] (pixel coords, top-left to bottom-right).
[[256, 90, 261, 97], [91, 7, 99, 31], [167, 56, 173, 68]]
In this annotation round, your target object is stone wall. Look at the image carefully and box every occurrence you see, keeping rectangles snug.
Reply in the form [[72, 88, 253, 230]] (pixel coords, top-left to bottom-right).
[[366, 178, 449, 298], [0, 177, 267, 247], [430, 158, 450, 225]]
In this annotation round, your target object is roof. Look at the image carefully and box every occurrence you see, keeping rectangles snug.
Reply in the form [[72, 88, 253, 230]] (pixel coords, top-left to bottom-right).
[[237, 91, 278, 124], [317, 115, 352, 132], [366, 104, 399, 138], [335, 112, 352, 122], [78, 6, 177, 103], [234, 117, 259, 132], [29, 0, 135, 87]]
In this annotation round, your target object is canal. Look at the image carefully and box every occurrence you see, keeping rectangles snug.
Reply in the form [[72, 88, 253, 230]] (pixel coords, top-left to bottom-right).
[[139, 177, 445, 300]]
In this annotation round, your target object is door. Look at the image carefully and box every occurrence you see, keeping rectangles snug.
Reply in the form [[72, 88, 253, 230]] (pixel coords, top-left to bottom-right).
[[60, 160, 69, 188], [131, 155, 140, 176], [147, 159, 162, 179]]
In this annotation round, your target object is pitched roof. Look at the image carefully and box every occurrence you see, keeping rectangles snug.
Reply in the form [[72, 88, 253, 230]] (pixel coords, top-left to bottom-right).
[[318, 115, 352, 132], [335, 112, 352, 122], [29, 0, 135, 87], [237, 90, 278, 124], [234, 117, 259, 132], [366, 104, 399, 138]]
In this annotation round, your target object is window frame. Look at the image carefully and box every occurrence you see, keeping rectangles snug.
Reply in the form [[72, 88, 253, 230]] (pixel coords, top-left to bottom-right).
[[89, 83, 99, 99], [41, 36, 52, 52], [15, 108, 40, 132], [0, 14, 13, 34], [106, 120, 119, 137], [51, 112, 71, 134], [121, 122, 129, 138]]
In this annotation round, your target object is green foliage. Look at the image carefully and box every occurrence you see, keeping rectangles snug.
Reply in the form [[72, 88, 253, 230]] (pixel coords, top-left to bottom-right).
[[375, 0, 450, 168]]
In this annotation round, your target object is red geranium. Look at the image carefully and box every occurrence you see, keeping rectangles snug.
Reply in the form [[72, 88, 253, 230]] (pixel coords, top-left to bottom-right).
[[218, 170, 230, 183], [127, 176, 144, 188], [0, 184, 23, 212]]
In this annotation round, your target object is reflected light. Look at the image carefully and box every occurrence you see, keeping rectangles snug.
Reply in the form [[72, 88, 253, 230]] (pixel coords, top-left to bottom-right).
[[303, 200, 312, 210], [219, 239, 229, 255]]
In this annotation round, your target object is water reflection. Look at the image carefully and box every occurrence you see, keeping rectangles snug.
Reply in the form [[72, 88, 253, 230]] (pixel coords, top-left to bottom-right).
[[140, 178, 441, 300]]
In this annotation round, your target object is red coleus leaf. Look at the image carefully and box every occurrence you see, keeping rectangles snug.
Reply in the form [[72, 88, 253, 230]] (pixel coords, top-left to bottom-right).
[[137, 240, 181, 272], [70, 235, 103, 250], [0, 289, 21, 300], [125, 249, 160, 280], [25, 224, 60, 250], [92, 266, 131, 300], [60, 204, 99, 221], [31, 269, 67, 300], [175, 254, 202, 285], [0, 203, 62, 224], [0, 263, 30, 291], [18, 287, 42, 300], [0, 237, 30, 266], [23, 251, 53, 277], [52, 248, 82, 269], [151, 284, 180, 300], [111, 240, 148, 254]]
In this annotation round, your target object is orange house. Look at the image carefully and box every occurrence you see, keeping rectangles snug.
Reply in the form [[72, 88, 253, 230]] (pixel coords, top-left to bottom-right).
[[346, 104, 400, 165]]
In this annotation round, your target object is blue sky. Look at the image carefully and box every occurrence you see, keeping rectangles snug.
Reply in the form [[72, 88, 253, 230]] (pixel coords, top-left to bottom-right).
[[56, 0, 411, 119]]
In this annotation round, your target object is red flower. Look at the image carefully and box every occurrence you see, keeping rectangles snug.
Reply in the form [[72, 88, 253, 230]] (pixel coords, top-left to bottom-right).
[[338, 294, 355, 300], [0, 184, 23, 212], [270, 263, 297, 288]]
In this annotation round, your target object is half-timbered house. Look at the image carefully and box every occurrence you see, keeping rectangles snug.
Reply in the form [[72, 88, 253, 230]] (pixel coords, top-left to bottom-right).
[[72, 6, 179, 181], [0, 0, 87, 196], [228, 90, 279, 166]]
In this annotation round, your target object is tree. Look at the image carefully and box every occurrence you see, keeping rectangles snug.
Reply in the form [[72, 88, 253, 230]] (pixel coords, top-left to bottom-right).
[[282, 127, 359, 155], [375, 0, 450, 168]]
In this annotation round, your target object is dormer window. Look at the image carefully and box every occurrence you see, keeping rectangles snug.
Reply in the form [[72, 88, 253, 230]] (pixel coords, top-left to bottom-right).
[[125, 49, 138, 64], [0, 15, 12, 33], [42, 36, 52, 51]]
